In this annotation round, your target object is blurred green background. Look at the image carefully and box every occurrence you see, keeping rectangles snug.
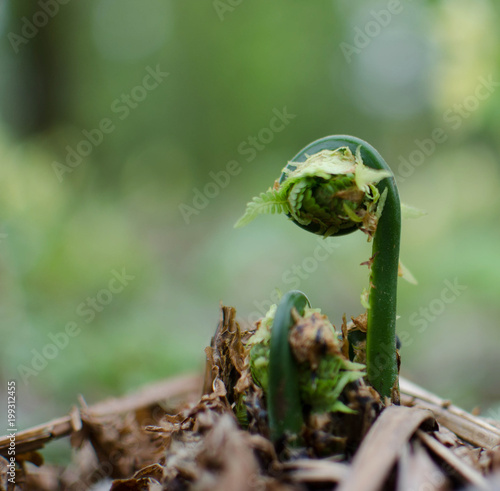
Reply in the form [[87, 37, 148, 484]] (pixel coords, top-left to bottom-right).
[[1, 0, 500, 440]]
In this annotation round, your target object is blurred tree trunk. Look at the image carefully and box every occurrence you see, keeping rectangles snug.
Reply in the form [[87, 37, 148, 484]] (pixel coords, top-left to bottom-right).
[[2, 0, 61, 136]]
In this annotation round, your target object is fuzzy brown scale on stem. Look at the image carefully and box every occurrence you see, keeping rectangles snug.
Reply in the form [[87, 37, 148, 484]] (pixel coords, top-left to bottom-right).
[[289, 311, 340, 371]]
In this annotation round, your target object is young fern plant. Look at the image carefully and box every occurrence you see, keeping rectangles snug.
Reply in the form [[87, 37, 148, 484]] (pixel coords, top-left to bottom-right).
[[247, 290, 366, 444], [236, 135, 401, 406]]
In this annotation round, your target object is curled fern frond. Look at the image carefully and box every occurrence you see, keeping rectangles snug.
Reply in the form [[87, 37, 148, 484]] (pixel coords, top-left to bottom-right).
[[235, 146, 391, 239], [237, 135, 402, 402]]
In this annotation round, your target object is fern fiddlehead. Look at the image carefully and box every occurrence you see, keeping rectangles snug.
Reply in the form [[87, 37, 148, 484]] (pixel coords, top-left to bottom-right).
[[282, 136, 401, 402], [237, 135, 401, 438]]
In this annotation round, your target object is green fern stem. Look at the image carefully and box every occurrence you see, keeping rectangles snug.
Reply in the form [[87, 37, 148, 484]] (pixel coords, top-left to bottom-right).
[[268, 290, 310, 443]]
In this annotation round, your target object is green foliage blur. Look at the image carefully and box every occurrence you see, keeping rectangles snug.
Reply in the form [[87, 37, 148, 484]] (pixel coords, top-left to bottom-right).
[[1, 0, 500, 433]]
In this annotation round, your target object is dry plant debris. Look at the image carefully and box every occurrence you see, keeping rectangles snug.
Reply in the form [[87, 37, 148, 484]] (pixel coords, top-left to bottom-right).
[[1, 306, 500, 490]]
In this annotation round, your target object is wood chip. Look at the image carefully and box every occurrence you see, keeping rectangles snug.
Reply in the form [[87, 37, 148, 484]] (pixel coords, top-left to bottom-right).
[[88, 374, 201, 416], [417, 430, 490, 489], [397, 441, 449, 491], [336, 405, 436, 491], [281, 458, 349, 483], [401, 377, 500, 449], [69, 406, 82, 432]]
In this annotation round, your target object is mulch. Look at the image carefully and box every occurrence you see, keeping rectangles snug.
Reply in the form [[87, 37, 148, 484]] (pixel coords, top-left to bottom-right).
[[1, 307, 499, 491]]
